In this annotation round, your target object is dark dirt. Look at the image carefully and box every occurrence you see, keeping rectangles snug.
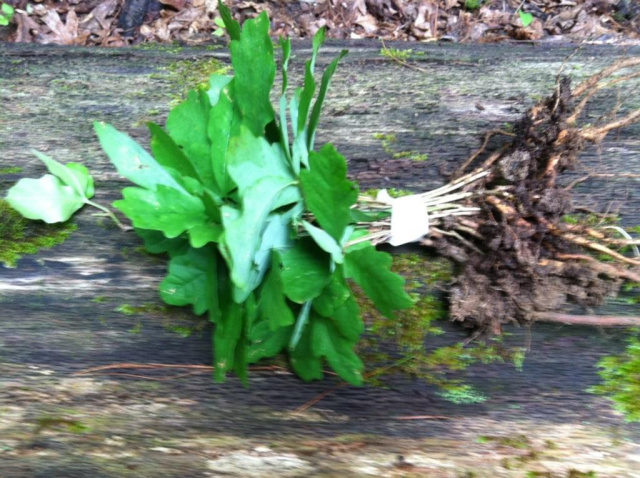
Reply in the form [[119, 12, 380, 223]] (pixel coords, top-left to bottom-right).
[[427, 72, 640, 332]]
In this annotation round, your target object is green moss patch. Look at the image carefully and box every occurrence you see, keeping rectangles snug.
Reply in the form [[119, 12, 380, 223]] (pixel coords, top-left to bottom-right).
[[151, 57, 229, 103], [0, 199, 76, 268], [0, 167, 23, 175]]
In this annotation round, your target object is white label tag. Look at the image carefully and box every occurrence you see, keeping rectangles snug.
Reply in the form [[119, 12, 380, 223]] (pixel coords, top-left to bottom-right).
[[376, 190, 429, 246]]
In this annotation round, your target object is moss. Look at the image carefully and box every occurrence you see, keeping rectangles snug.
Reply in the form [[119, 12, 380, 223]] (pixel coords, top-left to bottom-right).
[[380, 47, 412, 62], [0, 166, 22, 175], [362, 188, 417, 199], [392, 151, 428, 161], [590, 332, 640, 422], [372, 133, 397, 142], [392, 253, 454, 286], [356, 251, 524, 396], [115, 303, 169, 316], [373, 133, 427, 161], [0, 199, 76, 268], [33, 416, 90, 435], [152, 57, 229, 103]]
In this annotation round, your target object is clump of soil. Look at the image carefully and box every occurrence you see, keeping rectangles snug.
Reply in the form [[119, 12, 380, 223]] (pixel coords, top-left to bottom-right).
[[422, 62, 640, 333]]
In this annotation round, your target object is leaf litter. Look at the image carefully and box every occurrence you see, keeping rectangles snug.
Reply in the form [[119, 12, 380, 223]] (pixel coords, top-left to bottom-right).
[[0, 0, 638, 46]]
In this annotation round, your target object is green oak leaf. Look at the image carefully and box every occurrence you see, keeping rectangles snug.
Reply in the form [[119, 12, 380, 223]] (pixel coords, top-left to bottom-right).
[[213, 279, 254, 383], [135, 229, 190, 257], [290, 317, 324, 382], [344, 243, 414, 318], [207, 80, 239, 196], [300, 144, 358, 242], [218, 2, 241, 41], [213, 297, 244, 381], [229, 10, 275, 136], [148, 122, 199, 181], [248, 321, 292, 363], [330, 294, 363, 342], [159, 246, 217, 315], [6, 175, 85, 223], [312, 313, 363, 385], [114, 185, 207, 238], [312, 268, 351, 318], [166, 90, 214, 187], [94, 122, 187, 194], [280, 238, 332, 304], [258, 253, 295, 330]]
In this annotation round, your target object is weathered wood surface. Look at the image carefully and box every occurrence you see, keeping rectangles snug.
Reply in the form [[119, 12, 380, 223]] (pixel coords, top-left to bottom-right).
[[1, 41, 639, 477]]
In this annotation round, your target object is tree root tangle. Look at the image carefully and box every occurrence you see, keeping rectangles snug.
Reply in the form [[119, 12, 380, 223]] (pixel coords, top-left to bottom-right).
[[361, 59, 640, 333]]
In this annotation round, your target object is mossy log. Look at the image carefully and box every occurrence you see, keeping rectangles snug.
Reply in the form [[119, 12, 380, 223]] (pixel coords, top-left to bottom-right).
[[0, 41, 639, 477]]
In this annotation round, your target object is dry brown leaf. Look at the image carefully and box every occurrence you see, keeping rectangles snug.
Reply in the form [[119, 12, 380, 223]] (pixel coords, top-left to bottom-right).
[[512, 17, 544, 40], [79, 0, 118, 31], [40, 9, 88, 45], [14, 12, 41, 43], [355, 13, 378, 33], [159, 0, 188, 11]]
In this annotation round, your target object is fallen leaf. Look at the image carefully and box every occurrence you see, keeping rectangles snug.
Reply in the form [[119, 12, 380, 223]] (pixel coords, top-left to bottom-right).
[[355, 13, 378, 34], [159, 0, 187, 11], [40, 9, 88, 45], [14, 12, 41, 42]]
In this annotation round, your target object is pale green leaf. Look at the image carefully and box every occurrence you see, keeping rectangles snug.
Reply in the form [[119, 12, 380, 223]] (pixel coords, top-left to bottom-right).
[[114, 185, 207, 238], [6, 175, 85, 223], [295, 27, 324, 135], [65, 163, 95, 198], [227, 124, 296, 202], [94, 122, 187, 194], [32, 151, 93, 199], [307, 49, 348, 149], [290, 300, 312, 349], [188, 222, 223, 248], [300, 144, 358, 242], [220, 176, 293, 302], [207, 74, 233, 106], [302, 220, 344, 264], [344, 244, 414, 318]]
